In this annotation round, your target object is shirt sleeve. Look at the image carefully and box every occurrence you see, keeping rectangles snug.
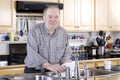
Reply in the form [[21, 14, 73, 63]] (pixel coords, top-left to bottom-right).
[[60, 32, 72, 64], [24, 28, 48, 68]]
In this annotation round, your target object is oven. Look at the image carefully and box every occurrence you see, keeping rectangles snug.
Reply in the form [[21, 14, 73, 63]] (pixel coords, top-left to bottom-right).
[[8, 43, 27, 65]]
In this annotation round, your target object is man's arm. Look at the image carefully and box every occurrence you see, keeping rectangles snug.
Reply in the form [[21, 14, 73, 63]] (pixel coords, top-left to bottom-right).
[[60, 33, 72, 64], [24, 28, 48, 68]]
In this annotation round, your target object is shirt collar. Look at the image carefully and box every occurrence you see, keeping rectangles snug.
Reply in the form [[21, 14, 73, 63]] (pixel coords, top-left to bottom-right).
[[43, 23, 59, 37]]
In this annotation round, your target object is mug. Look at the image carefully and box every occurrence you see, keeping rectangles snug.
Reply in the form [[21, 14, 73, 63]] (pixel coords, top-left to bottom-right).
[[104, 61, 111, 70]]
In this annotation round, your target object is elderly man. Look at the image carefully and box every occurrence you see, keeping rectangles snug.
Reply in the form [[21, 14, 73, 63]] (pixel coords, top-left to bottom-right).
[[24, 6, 72, 74]]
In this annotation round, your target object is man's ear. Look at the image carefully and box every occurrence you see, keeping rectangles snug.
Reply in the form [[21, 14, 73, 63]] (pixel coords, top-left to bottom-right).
[[43, 16, 45, 22]]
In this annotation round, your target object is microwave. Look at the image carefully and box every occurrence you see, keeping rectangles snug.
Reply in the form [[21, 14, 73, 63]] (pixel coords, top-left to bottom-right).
[[8, 43, 27, 65]]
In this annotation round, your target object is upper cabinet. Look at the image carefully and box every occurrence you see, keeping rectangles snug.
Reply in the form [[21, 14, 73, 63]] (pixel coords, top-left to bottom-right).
[[60, 0, 94, 32], [95, 0, 120, 31], [0, 0, 12, 28]]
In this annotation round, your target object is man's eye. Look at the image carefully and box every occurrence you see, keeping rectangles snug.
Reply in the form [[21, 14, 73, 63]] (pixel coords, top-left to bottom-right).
[[55, 16, 58, 19], [49, 16, 52, 18]]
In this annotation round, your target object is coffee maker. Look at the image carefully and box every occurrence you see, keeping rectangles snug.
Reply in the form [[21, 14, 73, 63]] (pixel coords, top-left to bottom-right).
[[96, 31, 106, 58]]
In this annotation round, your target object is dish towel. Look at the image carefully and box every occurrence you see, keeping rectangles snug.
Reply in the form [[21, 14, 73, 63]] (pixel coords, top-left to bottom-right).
[[61, 61, 75, 77]]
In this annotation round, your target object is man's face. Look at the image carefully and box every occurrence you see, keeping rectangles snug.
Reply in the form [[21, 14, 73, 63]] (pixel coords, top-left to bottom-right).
[[43, 8, 60, 30]]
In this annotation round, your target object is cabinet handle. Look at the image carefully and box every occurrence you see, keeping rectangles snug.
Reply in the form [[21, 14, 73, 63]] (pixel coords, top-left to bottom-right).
[[74, 26, 79, 28], [108, 26, 112, 28]]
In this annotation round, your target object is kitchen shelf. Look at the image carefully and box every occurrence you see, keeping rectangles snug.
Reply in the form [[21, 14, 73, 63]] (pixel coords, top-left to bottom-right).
[[16, 13, 43, 17]]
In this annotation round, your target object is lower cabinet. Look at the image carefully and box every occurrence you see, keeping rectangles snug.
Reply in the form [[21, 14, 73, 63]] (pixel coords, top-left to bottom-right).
[[0, 65, 25, 76], [95, 77, 111, 80], [79, 61, 95, 68], [95, 60, 118, 67], [0, 68, 24, 76], [95, 61, 104, 67]]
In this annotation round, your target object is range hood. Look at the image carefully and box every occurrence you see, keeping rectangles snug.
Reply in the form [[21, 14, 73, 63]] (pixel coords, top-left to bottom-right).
[[16, 1, 63, 13]]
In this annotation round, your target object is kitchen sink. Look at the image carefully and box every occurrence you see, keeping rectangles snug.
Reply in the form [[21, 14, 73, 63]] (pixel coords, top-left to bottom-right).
[[79, 68, 114, 77], [111, 65, 120, 71], [13, 74, 57, 80], [0, 76, 10, 80], [96, 65, 120, 72], [0, 68, 116, 80]]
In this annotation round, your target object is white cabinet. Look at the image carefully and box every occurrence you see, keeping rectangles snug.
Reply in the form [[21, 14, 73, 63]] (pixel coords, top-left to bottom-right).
[[95, 0, 120, 31], [60, 0, 94, 32], [0, 0, 12, 27]]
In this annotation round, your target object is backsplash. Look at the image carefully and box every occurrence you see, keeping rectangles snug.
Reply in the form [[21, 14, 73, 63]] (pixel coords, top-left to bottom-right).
[[68, 31, 120, 46]]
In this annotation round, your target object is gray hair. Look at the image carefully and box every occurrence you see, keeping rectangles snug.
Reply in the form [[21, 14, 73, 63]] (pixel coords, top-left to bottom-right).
[[43, 6, 60, 16]]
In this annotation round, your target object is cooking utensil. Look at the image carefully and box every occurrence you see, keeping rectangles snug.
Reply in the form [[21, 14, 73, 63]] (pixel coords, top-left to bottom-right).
[[19, 18, 24, 36], [96, 37, 101, 46]]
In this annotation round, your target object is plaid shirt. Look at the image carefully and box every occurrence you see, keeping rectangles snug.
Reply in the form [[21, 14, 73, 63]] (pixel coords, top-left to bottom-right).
[[24, 23, 72, 69]]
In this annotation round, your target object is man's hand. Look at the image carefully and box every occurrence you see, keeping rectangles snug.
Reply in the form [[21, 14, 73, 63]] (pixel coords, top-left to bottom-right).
[[42, 63, 65, 73]]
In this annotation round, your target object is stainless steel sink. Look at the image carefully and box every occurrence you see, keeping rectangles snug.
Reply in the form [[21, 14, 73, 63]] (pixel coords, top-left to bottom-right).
[[13, 75, 56, 80], [0, 76, 10, 80], [96, 65, 120, 72], [79, 68, 114, 77], [1, 68, 116, 80], [111, 65, 120, 71]]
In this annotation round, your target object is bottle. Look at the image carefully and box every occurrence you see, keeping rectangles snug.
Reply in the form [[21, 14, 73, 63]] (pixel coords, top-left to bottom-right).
[[89, 42, 97, 59]]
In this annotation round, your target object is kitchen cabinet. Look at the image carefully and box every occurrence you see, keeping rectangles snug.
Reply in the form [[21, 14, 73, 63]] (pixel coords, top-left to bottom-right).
[[95, 77, 110, 80], [79, 61, 95, 68], [0, 0, 12, 28], [117, 59, 120, 65], [59, 0, 94, 32], [0, 65, 25, 76], [95, 60, 118, 67], [95, 0, 120, 31]]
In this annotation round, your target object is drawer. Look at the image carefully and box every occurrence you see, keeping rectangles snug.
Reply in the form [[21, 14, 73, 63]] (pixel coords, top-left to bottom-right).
[[79, 61, 95, 68]]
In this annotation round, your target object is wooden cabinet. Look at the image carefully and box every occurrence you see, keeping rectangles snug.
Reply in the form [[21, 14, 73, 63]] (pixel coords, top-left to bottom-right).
[[95, 60, 118, 67], [0, 0, 12, 28], [79, 61, 95, 68], [95, 61, 104, 67], [95, 0, 120, 31], [111, 60, 118, 65], [95, 77, 110, 80], [117, 59, 120, 65], [60, 0, 94, 32], [0, 65, 25, 76]]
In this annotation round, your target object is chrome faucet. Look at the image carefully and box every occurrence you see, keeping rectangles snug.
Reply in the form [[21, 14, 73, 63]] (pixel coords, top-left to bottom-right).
[[74, 49, 88, 80], [82, 60, 87, 80], [74, 52, 80, 80]]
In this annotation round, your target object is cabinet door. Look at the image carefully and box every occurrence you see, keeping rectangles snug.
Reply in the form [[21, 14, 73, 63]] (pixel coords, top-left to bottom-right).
[[95, 77, 111, 80], [111, 60, 118, 65], [60, 0, 76, 32], [95, 0, 108, 31], [77, 0, 94, 31], [79, 62, 95, 68], [108, 0, 120, 31], [95, 61, 104, 67], [0, 0, 12, 27], [96, 0, 120, 31], [60, 0, 94, 32]]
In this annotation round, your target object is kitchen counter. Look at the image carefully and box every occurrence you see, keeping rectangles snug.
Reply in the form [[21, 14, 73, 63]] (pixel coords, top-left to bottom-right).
[[0, 58, 120, 76]]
